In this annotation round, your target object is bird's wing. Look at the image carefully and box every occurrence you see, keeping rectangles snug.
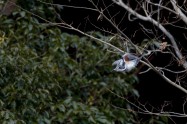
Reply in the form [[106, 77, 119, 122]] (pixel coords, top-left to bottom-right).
[[114, 68, 126, 72], [112, 59, 123, 66], [112, 59, 126, 72]]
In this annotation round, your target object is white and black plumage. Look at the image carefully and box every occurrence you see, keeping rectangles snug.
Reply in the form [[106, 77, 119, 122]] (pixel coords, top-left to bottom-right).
[[112, 53, 141, 72]]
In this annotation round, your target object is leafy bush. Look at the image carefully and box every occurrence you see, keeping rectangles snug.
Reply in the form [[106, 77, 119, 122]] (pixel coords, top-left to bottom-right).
[[0, 10, 140, 123]]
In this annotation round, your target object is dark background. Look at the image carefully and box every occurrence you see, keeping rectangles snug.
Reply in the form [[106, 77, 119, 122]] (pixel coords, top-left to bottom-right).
[[54, 0, 187, 123]]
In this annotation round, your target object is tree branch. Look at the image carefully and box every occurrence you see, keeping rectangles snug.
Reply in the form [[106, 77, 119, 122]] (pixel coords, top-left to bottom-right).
[[112, 0, 187, 69], [170, 0, 187, 25]]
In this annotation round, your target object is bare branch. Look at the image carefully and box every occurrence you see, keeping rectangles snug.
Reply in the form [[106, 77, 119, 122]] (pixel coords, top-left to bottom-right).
[[112, 0, 187, 69], [107, 88, 187, 117], [170, 0, 187, 25]]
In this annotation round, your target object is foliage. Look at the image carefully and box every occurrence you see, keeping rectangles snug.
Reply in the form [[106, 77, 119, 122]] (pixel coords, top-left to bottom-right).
[[0, 11, 135, 124], [0, 0, 168, 123]]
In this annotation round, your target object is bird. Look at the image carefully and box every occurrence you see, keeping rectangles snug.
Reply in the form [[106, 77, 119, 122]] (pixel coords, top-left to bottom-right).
[[112, 53, 141, 72]]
